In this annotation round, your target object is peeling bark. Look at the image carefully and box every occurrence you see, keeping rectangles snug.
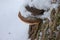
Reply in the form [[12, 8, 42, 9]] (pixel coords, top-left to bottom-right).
[[18, 12, 42, 24]]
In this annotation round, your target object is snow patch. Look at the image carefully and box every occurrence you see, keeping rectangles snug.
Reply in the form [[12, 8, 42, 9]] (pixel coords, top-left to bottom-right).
[[57, 25, 60, 30], [19, 0, 59, 20]]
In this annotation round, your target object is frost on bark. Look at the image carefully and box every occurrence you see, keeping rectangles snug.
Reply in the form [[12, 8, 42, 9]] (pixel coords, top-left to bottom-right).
[[18, 0, 60, 40]]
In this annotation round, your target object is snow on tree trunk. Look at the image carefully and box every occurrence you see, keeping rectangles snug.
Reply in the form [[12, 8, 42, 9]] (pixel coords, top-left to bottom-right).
[[18, 0, 60, 40]]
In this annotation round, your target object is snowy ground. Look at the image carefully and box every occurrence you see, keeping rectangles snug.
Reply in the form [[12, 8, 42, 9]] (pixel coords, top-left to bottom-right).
[[0, 0, 29, 40]]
